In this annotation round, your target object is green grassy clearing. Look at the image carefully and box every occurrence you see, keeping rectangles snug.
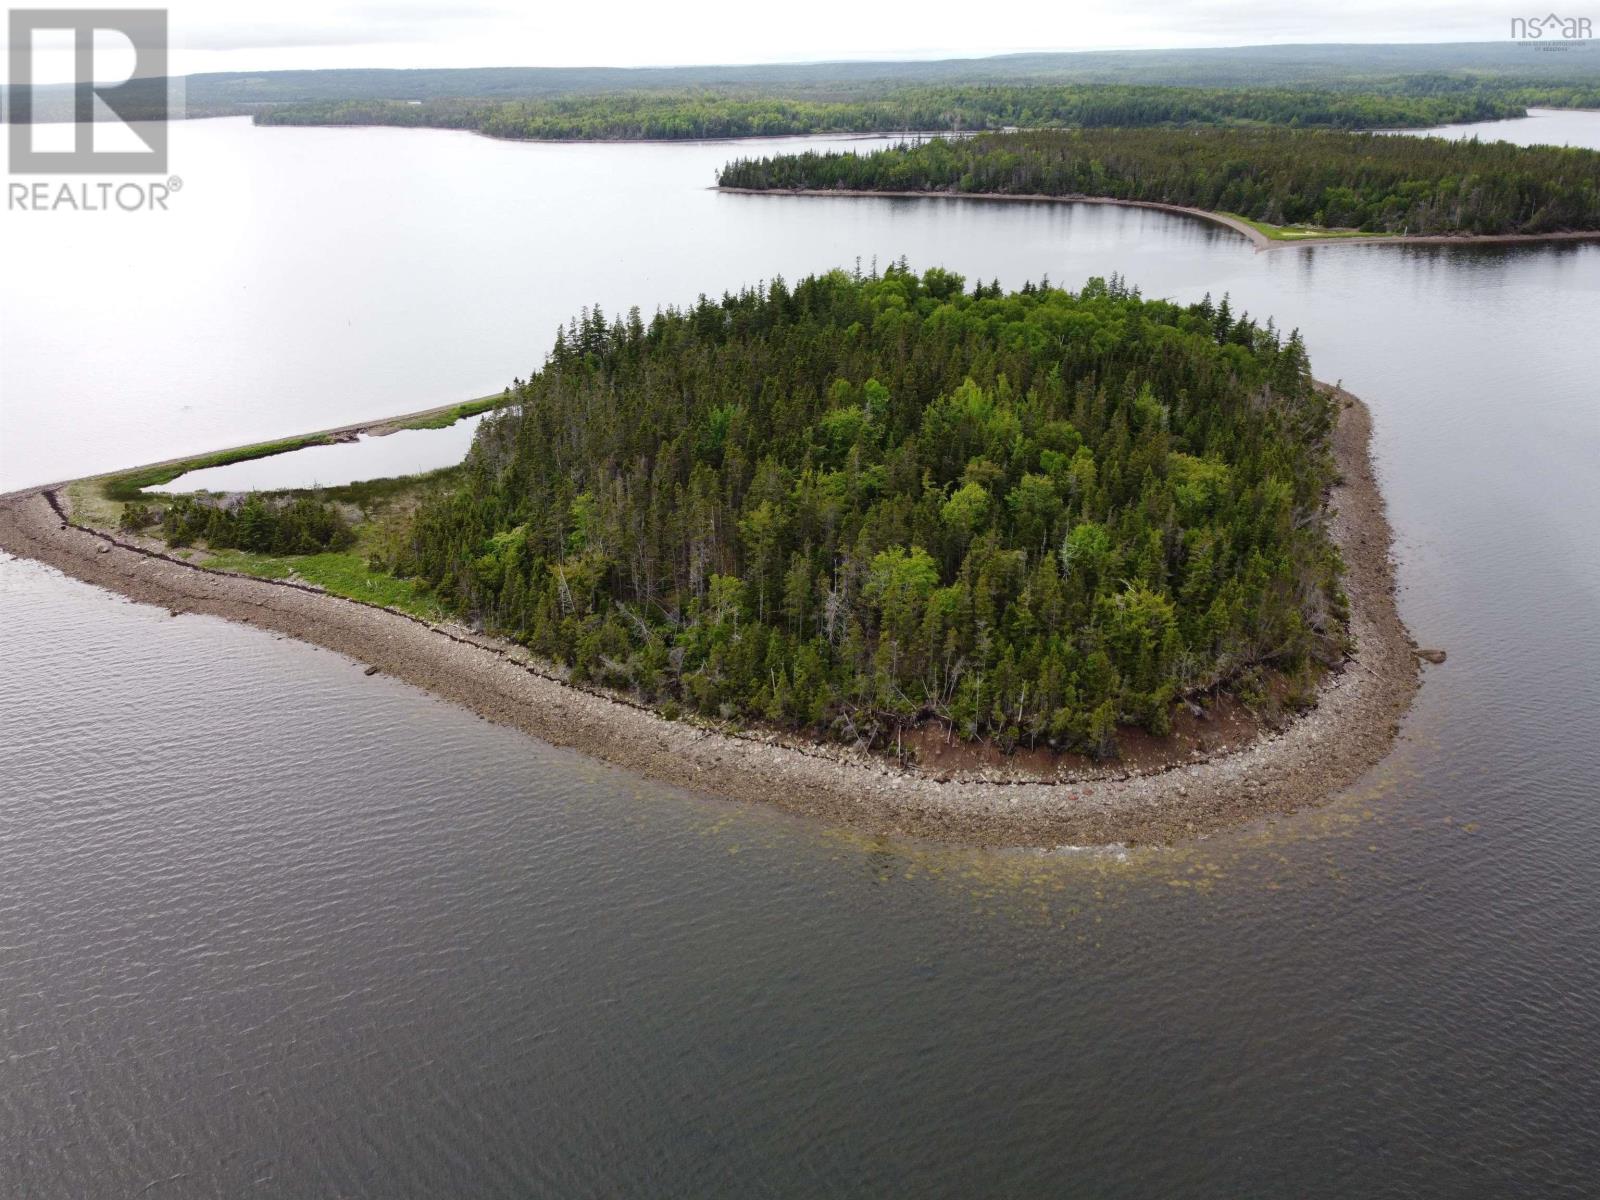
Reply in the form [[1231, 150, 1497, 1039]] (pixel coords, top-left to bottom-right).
[[385, 393, 503, 431], [199, 549, 448, 620], [1220, 212, 1379, 241]]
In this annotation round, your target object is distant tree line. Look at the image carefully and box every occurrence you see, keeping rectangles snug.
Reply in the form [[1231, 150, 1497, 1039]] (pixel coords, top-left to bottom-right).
[[17, 58, 1598, 124], [121, 494, 354, 554], [250, 82, 1549, 140], [717, 127, 1600, 234], [389, 268, 1346, 759]]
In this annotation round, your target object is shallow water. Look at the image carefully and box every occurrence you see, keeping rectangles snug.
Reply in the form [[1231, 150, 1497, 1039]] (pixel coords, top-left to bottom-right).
[[2, 115, 1600, 1195], [150, 412, 489, 493]]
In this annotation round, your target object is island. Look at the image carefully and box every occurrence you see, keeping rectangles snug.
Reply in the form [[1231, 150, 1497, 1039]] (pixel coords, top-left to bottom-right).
[[0, 269, 1422, 845], [716, 127, 1600, 245]]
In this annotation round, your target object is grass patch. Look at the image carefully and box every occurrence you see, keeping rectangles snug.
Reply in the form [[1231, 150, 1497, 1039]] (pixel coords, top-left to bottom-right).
[[278, 463, 467, 507], [1220, 212, 1378, 241], [66, 477, 133, 532], [386, 393, 503, 431], [200, 549, 448, 620]]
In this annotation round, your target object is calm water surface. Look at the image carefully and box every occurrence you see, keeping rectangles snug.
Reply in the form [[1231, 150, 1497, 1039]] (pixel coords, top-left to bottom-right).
[[1390, 105, 1600, 146], [150, 412, 490, 493], [2, 116, 1600, 1195]]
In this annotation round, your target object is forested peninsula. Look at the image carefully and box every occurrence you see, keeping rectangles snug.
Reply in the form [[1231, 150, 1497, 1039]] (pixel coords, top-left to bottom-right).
[[717, 128, 1600, 237], [0, 270, 1427, 841], [249, 83, 1545, 139]]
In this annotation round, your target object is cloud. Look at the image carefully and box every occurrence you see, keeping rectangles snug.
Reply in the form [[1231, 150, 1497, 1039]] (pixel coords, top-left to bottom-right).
[[1, 0, 1531, 78], [168, 2, 526, 52]]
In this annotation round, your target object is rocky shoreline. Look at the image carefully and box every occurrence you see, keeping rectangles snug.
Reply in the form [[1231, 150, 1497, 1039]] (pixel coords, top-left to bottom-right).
[[0, 387, 1421, 847], [715, 186, 1600, 252]]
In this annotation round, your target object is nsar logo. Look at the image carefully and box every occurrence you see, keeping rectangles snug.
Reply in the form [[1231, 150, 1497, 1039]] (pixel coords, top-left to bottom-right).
[[1510, 12, 1594, 42]]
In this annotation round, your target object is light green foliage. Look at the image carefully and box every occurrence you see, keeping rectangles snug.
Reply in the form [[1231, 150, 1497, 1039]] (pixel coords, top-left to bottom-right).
[[475, 524, 529, 589], [866, 545, 939, 642], [941, 482, 992, 534], [201, 551, 448, 620], [1168, 454, 1233, 520]]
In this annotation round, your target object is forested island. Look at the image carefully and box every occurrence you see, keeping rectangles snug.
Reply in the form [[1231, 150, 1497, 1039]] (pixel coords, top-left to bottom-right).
[[0, 266, 1424, 837], [83, 272, 1347, 761], [718, 128, 1600, 236], [250, 83, 1543, 140], [356, 269, 1345, 760]]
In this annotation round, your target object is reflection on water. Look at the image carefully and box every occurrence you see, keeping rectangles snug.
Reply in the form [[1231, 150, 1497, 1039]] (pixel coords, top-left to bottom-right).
[[4, 552, 1596, 1196], [150, 412, 488, 492]]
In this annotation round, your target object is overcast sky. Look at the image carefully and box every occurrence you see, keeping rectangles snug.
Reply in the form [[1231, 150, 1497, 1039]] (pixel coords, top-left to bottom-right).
[[4, 0, 1535, 84]]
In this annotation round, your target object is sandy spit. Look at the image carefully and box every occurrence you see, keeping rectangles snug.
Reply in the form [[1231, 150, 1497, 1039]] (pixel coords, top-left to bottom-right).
[[8, 396, 498, 503], [0, 388, 1419, 848], [715, 186, 1600, 252]]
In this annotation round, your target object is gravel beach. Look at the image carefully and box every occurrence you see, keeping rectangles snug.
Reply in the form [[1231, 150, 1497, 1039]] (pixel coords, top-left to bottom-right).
[[0, 386, 1420, 847], [716, 187, 1600, 251]]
